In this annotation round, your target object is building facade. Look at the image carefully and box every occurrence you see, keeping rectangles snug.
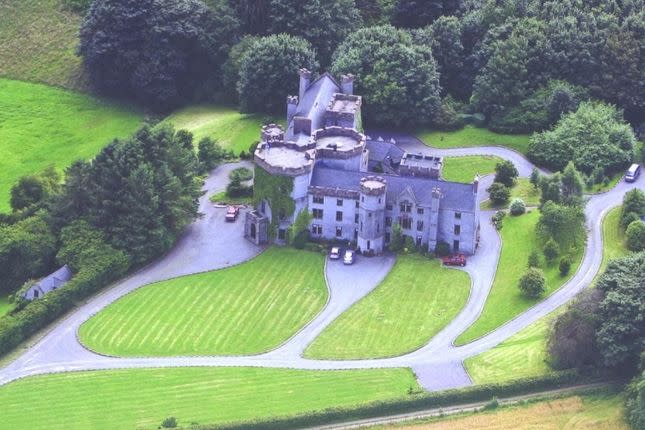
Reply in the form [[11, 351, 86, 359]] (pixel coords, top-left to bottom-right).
[[245, 69, 480, 255]]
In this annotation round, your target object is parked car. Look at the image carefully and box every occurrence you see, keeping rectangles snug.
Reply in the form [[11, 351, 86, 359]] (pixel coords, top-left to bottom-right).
[[329, 247, 341, 260], [625, 163, 641, 182], [442, 254, 466, 267], [225, 206, 240, 222], [343, 250, 355, 265]]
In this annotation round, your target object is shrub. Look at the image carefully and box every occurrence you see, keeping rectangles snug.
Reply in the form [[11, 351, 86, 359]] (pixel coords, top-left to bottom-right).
[[435, 241, 451, 257], [559, 257, 571, 276], [492, 211, 506, 230], [198, 137, 226, 173], [509, 198, 526, 216], [527, 250, 540, 268], [626, 221, 645, 252], [229, 167, 253, 182], [226, 178, 253, 198], [161, 416, 178, 428], [389, 224, 405, 252], [482, 397, 500, 411], [494, 160, 519, 187], [621, 189, 645, 229], [530, 168, 541, 190], [518, 268, 546, 298], [543, 238, 560, 262], [404, 236, 416, 253], [487, 183, 510, 205]]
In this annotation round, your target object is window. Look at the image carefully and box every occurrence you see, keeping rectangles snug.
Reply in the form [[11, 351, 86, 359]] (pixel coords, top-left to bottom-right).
[[401, 218, 412, 229], [378, 198, 381, 204], [354, 214, 359, 223], [417, 208, 424, 215], [33, 290, 39, 299], [311, 224, 322, 235], [355, 200, 359, 208], [336, 211, 343, 222], [336, 226, 343, 237], [360, 221, 363, 232], [400, 202, 412, 213], [386, 203, 393, 210], [278, 229, 286, 240], [455, 212, 462, 219], [313, 195, 324, 204], [417, 220, 424, 231], [368, 212, 372, 218], [385, 232, 391, 243], [453, 240, 460, 252], [354, 229, 358, 240], [386, 217, 392, 227], [361, 196, 365, 202], [312, 208, 323, 219], [454, 225, 461, 235], [367, 240, 371, 250], [337, 199, 343, 207], [377, 223, 380, 233], [416, 236, 422, 247]]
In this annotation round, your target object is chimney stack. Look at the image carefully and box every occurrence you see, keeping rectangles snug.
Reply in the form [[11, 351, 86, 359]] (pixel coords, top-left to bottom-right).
[[341, 74, 354, 95], [473, 175, 480, 194], [299, 68, 311, 101], [287, 95, 298, 123]]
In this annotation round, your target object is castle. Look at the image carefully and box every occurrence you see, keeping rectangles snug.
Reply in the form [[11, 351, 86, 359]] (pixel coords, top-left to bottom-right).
[[245, 69, 480, 255]]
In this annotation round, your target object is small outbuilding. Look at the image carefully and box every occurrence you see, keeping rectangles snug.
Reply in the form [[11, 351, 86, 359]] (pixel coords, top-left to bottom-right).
[[22, 265, 73, 301]]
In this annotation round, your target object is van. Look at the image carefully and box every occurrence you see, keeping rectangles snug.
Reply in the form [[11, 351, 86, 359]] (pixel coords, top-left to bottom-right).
[[625, 164, 641, 182]]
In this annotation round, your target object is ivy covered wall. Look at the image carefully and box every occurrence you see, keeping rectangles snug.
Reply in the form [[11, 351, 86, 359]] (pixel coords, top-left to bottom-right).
[[253, 166, 295, 236]]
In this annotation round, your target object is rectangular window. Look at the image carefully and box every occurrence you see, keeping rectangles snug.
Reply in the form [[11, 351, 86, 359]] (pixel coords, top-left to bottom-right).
[[377, 223, 380, 233], [337, 199, 343, 207], [386, 203, 393, 210], [400, 203, 412, 213], [368, 212, 372, 218], [417, 220, 424, 231], [354, 214, 359, 223], [455, 212, 462, 219], [355, 200, 359, 208], [336, 226, 343, 237], [386, 217, 392, 227], [278, 229, 286, 240], [313, 195, 324, 204], [312, 208, 323, 219], [453, 240, 460, 252], [401, 218, 412, 229], [417, 208, 424, 215], [336, 211, 343, 222], [416, 236, 422, 247], [385, 232, 391, 243], [354, 229, 358, 240], [311, 224, 322, 235], [454, 225, 461, 235]]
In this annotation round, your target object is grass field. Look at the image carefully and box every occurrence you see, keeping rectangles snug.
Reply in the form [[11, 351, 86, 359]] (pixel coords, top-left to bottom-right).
[[416, 126, 531, 155], [0, 78, 142, 212], [163, 104, 282, 155], [456, 210, 583, 345], [305, 256, 471, 359], [379, 393, 628, 429], [79, 248, 328, 356], [480, 178, 541, 210], [0, 0, 86, 90], [0, 367, 418, 430], [600, 206, 629, 272], [0, 294, 13, 318], [442, 156, 501, 183], [209, 190, 253, 205]]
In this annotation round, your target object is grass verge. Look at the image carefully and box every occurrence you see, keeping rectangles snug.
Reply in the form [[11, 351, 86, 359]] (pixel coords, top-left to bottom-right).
[[441, 156, 501, 183], [163, 104, 282, 155], [456, 210, 583, 345], [0, 78, 142, 212], [480, 179, 541, 210], [600, 206, 629, 273], [79, 248, 327, 356], [0, 367, 417, 430], [209, 191, 253, 205], [416, 126, 531, 155], [0, 295, 13, 318], [305, 256, 471, 359]]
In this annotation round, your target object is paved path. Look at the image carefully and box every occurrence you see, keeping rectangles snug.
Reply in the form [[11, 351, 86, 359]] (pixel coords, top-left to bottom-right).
[[0, 138, 643, 393]]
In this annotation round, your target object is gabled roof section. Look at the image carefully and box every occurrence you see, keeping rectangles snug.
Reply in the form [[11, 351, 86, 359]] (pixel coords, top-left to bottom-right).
[[286, 73, 341, 141], [397, 185, 418, 204]]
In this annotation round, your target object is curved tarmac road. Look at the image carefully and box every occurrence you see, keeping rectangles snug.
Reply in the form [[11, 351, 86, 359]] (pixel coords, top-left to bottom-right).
[[0, 138, 643, 393]]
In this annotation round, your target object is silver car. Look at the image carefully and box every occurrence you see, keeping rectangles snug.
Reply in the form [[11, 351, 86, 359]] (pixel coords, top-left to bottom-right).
[[343, 250, 355, 265]]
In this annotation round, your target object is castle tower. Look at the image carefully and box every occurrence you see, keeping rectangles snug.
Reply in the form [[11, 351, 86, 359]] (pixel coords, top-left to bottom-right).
[[358, 176, 387, 254]]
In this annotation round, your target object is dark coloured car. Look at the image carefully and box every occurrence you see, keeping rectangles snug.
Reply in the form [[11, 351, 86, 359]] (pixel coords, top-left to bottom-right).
[[442, 254, 466, 267], [225, 206, 240, 222]]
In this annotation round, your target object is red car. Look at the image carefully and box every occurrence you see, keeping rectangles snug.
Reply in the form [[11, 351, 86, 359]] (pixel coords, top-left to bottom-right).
[[442, 254, 466, 267], [225, 206, 240, 222]]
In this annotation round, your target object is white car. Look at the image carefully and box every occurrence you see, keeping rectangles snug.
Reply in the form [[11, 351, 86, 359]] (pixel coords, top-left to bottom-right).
[[329, 247, 341, 260], [343, 250, 355, 265]]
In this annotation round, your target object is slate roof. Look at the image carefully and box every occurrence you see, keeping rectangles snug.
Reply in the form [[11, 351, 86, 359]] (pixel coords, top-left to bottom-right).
[[286, 73, 341, 142], [32, 265, 72, 294], [366, 140, 405, 164], [310, 166, 477, 212]]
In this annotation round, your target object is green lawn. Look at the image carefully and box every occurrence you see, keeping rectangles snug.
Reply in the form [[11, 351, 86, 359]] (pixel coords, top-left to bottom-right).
[[163, 104, 282, 155], [0, 0, 86, 90], [442, 156, 501, 183], [79, 248, 328, 356], [416, 125, 531, 155], [209, 190, 253, 205], [481, 178, 541, 210], [0, 294, 13, 318], [0, 78, 142, 212], [305, 256, 471, 359], [456, 210, 583, 345], [0, 367, 418, 430], [600, 206, 629, 272]]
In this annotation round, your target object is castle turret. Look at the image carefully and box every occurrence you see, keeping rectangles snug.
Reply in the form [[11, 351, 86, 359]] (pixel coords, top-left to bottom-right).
[[358, 176, 387, 254]]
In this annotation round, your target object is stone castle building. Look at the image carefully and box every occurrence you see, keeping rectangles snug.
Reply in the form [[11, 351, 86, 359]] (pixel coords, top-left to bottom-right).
[[245, 69, 480, 255]]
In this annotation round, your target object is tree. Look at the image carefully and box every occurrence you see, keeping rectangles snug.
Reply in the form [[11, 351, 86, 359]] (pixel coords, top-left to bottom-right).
[[626, 221, 645, 252], [528, 102, 637, 175], [57, 220, 129, 273], [518, 267, 546, 298], [622, 189, 645, 229], [538, 201, 586, 250], [221, 36, 259, 103], [391, 0, 460, 29], [625, 353, 645, 430], [486, 182, 510, 205], [230, 0, 271, 35], [559, 256, 571, 276], [198, 137, 226, 173], [560, 162, 584, 206], [509, 198, 525, 216], [268, 0, 362, 66], [389, 223, 405, 252], [539, 173, 562, 206], [527, 250, 540, 268], [595, 253, 645, 373], [289, 209, 311, 249], [238, 34, 318, 114], [494, 160, 518, 187], [10, 166, 60, 211], [542, 238, 560, 262], [331, 26, 441, 127], [78, 0, 240, 110], [548, 288, 602, 370], [530, 167, 540, 190]]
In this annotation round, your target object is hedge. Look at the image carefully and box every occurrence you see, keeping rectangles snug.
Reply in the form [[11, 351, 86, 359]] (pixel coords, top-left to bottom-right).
[[0, 253, 128, 357], [195, 370, 603, 430]]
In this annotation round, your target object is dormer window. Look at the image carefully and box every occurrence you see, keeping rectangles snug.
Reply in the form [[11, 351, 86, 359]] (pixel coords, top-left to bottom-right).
[[400, 202, 412, 213]]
